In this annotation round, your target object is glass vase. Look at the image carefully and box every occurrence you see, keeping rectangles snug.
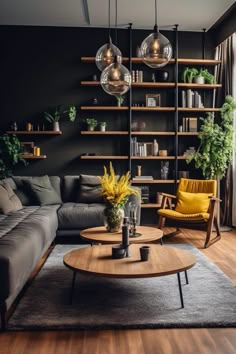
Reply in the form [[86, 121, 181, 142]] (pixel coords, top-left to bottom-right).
[[104, 205, 124, 233]]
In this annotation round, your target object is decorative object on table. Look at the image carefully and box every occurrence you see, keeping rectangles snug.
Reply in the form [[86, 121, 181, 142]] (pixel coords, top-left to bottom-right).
[[156, 70, 169, 82], [115, 95, 125, 107], [139, 0, 172, 68], [161, 161, 169, 179], [98, 162, 139, 233], [146, 94, 161, 107], [44, 104, 77, 131], [140, 246, 150, 261], [99, 121, 107, 132], [83, 118, 98, 131], [0, 134, 26, 179], [159, 149, 167, 156], [112, 244, 126, 259], [153, 139, 159, 156], [128, 201, 141, 238], [122, 216, 130, 256], [33, 146, 41, 156], [21, 142, 34, 155]]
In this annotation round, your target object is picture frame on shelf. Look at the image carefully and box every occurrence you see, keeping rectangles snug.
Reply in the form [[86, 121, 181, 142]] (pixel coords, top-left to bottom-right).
[[21, 142, 34, 155], [146, 94, 161, 107]]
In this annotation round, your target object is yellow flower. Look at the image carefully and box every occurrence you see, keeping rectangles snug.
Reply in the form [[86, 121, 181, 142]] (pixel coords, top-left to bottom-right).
[[98, 162, 139, 207]]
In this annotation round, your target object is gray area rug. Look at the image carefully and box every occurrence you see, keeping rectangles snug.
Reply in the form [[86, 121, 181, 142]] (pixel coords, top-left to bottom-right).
[[8, 244, 236, 330]]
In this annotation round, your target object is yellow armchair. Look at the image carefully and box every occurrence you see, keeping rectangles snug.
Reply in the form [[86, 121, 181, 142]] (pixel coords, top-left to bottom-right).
[[157, 178, 221, 248]]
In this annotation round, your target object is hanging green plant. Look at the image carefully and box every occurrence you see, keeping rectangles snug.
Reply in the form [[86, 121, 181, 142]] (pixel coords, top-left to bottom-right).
[[187, 95, 236, 180], [0, 134, 26, 179]]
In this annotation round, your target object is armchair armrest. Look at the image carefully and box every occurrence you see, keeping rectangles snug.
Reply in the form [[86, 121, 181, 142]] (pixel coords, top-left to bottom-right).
[[160, 193, 176, 209], [160, 192, 177, 199]]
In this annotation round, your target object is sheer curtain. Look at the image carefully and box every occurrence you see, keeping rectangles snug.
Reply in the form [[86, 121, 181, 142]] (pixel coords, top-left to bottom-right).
[[215, 33, 236, 226], [232, 34, 236, 227]]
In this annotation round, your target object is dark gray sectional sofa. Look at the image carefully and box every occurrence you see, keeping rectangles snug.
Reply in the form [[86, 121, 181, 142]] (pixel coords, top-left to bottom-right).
[[0, 174, 140, 329]]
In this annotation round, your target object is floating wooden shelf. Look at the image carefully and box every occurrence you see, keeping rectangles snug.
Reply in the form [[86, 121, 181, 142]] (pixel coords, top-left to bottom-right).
[[22, 154, 47, 159], [80, 155, 128, 160], [178, 108, 220, 112], [81, 57, 221, 66], [131, 156, 175, 160], [132, 179, 175, 184], [132, 107, 175, 111], [81, 131, 128, 135], [178, 83, 222, 89], [7, 131, 62, 135], [132, 131, 175, 136], [80, 106, 129, 111], [178, 132, 198, 136], [80, 81, 221, 89]]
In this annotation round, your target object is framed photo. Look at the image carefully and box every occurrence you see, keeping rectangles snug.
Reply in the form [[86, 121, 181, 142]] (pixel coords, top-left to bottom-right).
[[146, 94, 161, 107], [21, 142, 34, 155]]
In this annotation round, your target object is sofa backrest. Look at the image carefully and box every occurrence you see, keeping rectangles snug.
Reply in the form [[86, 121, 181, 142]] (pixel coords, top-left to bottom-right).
[[62, 175, 103, 203]]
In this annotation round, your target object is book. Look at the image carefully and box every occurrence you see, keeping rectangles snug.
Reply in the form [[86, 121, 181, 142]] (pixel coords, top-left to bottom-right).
[[189, 117, 198, 132], [133, 176, 153, 180]]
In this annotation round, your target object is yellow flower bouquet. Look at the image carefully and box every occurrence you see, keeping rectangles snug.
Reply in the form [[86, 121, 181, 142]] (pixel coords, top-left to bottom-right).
[[98, 162, 139, 232]]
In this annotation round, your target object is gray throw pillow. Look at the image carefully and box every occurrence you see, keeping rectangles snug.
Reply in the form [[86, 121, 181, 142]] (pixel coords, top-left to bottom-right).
[[24, 175, 62, 206], [0, 182, 23, 214], [77, 174, 104, 203], [12, 176, 38, 205]]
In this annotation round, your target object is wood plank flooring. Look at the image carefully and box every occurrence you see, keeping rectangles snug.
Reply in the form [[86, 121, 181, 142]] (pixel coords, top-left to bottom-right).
[[1, 227, 236, 354]]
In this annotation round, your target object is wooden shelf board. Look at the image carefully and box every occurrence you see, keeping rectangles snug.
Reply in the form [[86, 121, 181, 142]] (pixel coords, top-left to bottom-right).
[[132, 131, 175, 136], [131, 156, 175, 160], [178, 108, 220, 112], [177, 156, 188, 160], [132, 179, 175, 184], [141, 203, 161, 208], [81, 57, 221, 66], [178, 132, 198, 136], [80, 155, 128, 159], [81, 106, 129, 111], [132, 82, 175, 88], [132, 107, 175, 111], [178, 83, 222, 89], [81, 131, 128, 135], [22, 154, 47, 159], [7, 131, 62, 135]]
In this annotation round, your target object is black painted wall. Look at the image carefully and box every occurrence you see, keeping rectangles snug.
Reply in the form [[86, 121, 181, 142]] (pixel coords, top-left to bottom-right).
[[0, 25, 215, 179]]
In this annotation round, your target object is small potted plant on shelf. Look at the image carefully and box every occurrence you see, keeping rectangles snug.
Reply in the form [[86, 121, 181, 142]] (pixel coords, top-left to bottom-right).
[[84, 118, 98, 131], [115, 95, 125, 107], [99, 121, 107, 132], [182, 67, 216, 84], [44, 104, 77, 131]]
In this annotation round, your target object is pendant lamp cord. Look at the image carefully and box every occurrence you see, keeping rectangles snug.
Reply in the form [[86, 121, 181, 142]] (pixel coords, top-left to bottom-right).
[[115, 0, 118, 46], [108, 0, 111, 41], [154, 0, 158, 33]]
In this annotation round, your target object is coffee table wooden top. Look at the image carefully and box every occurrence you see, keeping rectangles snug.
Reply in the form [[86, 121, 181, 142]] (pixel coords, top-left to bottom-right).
[[63, 244, 196, 278], [80, 226, 163, 244]]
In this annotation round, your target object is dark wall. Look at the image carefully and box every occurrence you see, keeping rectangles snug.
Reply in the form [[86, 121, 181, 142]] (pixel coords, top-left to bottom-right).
[[0, 26, 215, 178]]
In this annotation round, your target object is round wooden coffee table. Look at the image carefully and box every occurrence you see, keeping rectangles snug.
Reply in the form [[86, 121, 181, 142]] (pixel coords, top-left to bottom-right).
[[80, 225, 163, 244], [63, 244, 196, 308]]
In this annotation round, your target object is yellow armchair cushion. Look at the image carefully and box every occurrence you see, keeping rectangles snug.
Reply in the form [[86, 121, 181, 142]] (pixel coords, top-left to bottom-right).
[[175, 191, 213, 214], [158, 208, 210, 221]]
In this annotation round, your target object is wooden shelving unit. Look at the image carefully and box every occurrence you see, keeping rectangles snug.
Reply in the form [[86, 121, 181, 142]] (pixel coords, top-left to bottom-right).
[[80, 81, 221, 89], [80, 106, 129, 111], [132, 131, 175, 136], [80, 155, 128, 160], [22, 154, 47, 159], [81, 131, 129, 135], [7, 131, 62, 135]]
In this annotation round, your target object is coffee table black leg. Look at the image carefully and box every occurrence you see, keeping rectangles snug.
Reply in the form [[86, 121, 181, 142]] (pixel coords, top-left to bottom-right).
[[184, 270, 189, 284], [160, 237, 163, 245], [70, 271, 77, 305], [177, 272, 184, 308]]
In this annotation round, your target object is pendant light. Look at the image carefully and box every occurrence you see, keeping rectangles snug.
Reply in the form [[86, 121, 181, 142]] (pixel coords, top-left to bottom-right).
[[140, 0, 172, 68], [95, 0, 122, 71], [100, 0, 131, 96]]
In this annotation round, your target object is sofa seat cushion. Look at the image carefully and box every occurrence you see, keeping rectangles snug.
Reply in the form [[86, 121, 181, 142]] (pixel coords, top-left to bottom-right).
[[0, 205, 60, 306], [58, 202, 105, 230]]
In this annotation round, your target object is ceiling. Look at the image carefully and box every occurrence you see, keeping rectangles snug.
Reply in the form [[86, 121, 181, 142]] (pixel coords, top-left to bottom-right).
[[0, 0, 235, 32]]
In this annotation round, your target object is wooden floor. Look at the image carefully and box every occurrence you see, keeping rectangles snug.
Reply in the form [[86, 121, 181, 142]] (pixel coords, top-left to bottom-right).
[[1, 227, 236, 354]]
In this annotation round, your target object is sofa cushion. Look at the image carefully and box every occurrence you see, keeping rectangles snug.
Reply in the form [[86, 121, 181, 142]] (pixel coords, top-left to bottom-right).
[[77, 174, 103, 203], [62, 176, 80, 203], [0, 182, 22, 214], [57, 202, 105, 230], [24, 175, 62, 206]]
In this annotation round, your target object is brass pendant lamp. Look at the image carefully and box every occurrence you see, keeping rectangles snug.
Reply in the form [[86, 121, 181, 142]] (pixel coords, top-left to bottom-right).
[[140, 0, 172, 68]]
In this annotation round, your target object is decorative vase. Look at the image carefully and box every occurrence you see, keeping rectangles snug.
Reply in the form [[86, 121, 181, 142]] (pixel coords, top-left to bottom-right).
[[104, 205, 124, 233], [53, 122, 60, 131], [88, 126, 95, 131]]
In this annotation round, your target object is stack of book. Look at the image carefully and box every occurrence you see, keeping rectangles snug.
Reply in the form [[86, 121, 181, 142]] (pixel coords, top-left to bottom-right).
[[181, 89, 204, 108], [133, 176, 154, 180], [182, 117, 198, 132], [131, 138, 153, 156]]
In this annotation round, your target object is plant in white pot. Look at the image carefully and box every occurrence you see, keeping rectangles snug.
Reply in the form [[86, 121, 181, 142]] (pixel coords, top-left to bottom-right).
[[84, 118, 98, 131], [99, 121, 107, 132], [44, 104, 77, 131]]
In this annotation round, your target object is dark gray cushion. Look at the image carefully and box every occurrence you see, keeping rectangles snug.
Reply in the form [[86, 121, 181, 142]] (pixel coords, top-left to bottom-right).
[[62, 176, 80, 202], [0, 182, 22, 214], [24, 175, 62, 206], [77, 174, 103, 203], [12, 176, 37, 205], [57, 202, 105, 229]]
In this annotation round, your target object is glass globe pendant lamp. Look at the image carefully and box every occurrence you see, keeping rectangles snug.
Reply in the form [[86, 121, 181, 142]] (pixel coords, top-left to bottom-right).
[[100, 56, 131, 96], [140, 0, 172, 68]]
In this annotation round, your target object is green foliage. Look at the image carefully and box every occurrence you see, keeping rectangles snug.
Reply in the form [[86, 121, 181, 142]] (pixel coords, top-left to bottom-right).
[[44, 104, 77, 123], [182, 67, 215, 84], [84, 118, 98, 128], [187, 95, 236, 180], [0, 134, 26, 179]]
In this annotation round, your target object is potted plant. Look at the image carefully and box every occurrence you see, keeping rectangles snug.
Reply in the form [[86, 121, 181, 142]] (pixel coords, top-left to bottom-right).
[[182, 67, 216, 84], [99, 121, 107, 132], [0, 134, 26, 178], [115, 95, 125, 107], [44, 104, 77, 131], [187, 95, 236, 180], [84, 118, 98, 131], [198, 69, 216, 84], [182, 67, 199, 83]]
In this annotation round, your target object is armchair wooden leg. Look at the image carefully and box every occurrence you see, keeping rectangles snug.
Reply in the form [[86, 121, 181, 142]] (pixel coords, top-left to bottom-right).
[[158, 215, 166, 229], [204, 216, 221, 248]]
